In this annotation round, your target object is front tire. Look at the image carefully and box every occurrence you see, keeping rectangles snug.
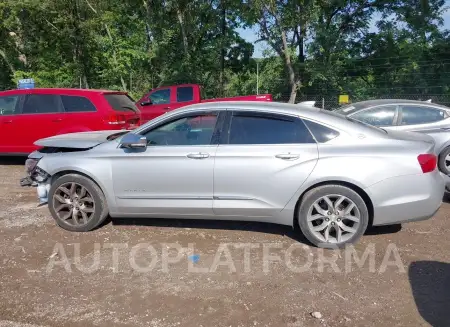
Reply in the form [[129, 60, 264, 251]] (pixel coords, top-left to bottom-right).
[[48, 174, 109, 232], [297, 184, 369, 248]]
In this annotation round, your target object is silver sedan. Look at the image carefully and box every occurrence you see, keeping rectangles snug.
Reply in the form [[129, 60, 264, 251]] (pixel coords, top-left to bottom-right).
[[334, 99, 450, 176], [22, 101, 445, 247]]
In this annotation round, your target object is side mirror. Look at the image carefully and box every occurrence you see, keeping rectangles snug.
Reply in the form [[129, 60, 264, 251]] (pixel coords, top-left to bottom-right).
[[140, 100, 152, 106], [120, 133, 147, 149]]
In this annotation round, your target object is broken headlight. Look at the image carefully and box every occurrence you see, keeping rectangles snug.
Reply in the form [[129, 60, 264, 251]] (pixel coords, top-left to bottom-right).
[[25, 158, 39, 174], [25, 158, 50, 182]]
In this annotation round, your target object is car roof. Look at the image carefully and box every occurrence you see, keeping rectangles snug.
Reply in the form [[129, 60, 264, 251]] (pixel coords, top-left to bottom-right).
[[337, 99, 450, 115], [0, 88, 127, 96], [157, 101, 387, 138]]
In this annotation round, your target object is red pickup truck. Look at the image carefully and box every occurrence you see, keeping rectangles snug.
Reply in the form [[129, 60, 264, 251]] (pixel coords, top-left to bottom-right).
[[136, 84, 272, 123]]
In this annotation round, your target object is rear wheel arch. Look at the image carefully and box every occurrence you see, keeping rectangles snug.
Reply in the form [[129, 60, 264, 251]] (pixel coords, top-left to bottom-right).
[[293, 180, 374, 229]]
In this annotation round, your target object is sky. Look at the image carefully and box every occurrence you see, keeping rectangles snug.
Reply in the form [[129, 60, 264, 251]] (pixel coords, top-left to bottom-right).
[[238, 2, 450, 58]]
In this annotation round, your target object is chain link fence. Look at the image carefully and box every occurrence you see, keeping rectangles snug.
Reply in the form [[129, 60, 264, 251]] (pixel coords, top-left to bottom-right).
[[286, 94, 450, 110]]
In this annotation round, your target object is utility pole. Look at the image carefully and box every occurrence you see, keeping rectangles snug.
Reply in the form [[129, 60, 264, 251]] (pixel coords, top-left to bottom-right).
[[220, 0, 226, 97], [256, 60, 259, 95]]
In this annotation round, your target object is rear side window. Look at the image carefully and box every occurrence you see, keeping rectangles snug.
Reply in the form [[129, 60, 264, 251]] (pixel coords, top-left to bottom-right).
[[177, 87, 194, 102], [61, 95, 96, 112], [400, 105, 447, 125], [104, 94, 138, 112], [303, 120, 340, 143], [22, 94, 61, 114], [228, 113, 314, 144], [0, 96, 19, 115]]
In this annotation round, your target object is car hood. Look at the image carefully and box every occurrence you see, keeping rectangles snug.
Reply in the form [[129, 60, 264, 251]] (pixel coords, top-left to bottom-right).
[[34, 130, 128, 149]]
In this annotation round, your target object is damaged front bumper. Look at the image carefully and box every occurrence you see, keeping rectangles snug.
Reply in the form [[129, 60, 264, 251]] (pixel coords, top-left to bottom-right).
[[20, 156, 52, 205]]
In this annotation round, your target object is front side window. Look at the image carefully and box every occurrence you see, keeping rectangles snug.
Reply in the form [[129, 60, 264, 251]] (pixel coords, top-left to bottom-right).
[[61, 95, 96, 112], [177, 87, 194, 102], [22, 94, 61, 114], [149, 89, 171, 105], [228, 113, 314, 144], [400, 105, 447, 125], [143, 113, 218, 146], [350, 105, 397, 126], [0, 96, 19, 116]]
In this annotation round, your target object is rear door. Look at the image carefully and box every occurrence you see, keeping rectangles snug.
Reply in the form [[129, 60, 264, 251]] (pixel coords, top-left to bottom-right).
[[393, 105, 449, 132], [0, 94, 22, 153], [213, 111, 318, 219], [15, 93, 65, 153], [59, 94, 99, 133]]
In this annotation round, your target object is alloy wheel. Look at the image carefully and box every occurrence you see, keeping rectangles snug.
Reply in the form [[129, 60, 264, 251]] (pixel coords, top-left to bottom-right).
[[307, 194, 360, 244], [52, 182, 95, 226]]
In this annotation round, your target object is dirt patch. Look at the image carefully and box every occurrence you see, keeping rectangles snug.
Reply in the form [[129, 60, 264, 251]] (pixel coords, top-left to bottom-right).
[[0, 162, 449, 326]]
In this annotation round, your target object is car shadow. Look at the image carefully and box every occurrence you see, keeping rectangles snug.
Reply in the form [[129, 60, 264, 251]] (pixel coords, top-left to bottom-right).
[[0, 156, 27, 165], [409, 261, 450, 327], [443, 192, 450, 203], [107, 217, 402, 244]]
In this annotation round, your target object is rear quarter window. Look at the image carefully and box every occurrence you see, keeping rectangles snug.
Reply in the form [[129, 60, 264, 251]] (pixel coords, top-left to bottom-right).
[[61, 95, 96, 112], [104, 94, 138, 113], [303, 120, 340, 142]]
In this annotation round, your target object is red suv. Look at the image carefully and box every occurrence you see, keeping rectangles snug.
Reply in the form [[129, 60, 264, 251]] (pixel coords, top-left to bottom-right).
[[0, 88, 141, 154]]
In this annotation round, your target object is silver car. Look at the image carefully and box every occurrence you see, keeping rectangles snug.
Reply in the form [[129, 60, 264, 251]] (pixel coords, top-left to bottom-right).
[[334, 99, 450, 176], [21, 101, 445, 247]]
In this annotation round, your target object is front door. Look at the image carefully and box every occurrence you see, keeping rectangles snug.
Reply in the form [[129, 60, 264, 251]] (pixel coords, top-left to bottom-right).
[[139, 87, 173, 123], [213, 111, 319, 219], [112, 111, 220, 217], [0, 94, 21, 153]]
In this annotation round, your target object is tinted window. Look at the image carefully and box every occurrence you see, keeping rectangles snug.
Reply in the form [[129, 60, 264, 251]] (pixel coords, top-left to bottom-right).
[[104, 94, 138, 112], [149, 89, 171, 104], [144, 114, 217, 146], [61, 95, 96, 112], [401, 105, 446, 125], [0, 96, 19, 116], [350, 105, 396, 126], [303, 120, 340, 142], [22, 94, 61, 114], [228, 114, 314, 144], [177, 87, 194, 102]]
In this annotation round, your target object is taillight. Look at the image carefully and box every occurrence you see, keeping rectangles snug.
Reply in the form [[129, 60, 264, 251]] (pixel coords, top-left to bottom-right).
[[417, 154, 437, 173], [105, 113, 126, 125]]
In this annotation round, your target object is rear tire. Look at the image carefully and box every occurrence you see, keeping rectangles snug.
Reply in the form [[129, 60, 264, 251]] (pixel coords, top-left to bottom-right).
[[48, 174, 109, 232], [438, 147, 450, 175], [297, 184, 369, 248]]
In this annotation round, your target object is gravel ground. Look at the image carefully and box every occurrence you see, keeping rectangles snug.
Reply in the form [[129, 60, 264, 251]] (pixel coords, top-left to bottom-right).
[[0, 158, 449, 327]]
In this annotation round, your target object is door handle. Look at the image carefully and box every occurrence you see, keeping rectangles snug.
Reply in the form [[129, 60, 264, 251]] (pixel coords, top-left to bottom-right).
[[163, 107, 171, 110], [187, 152, 210, 159], [275, 153, 300, 160], [3, 120, 13, 124], [52, 118, 63, 122]]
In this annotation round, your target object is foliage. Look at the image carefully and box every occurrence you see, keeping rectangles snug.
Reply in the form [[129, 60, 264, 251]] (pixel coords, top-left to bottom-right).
[[0, 0, 449, 106]]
